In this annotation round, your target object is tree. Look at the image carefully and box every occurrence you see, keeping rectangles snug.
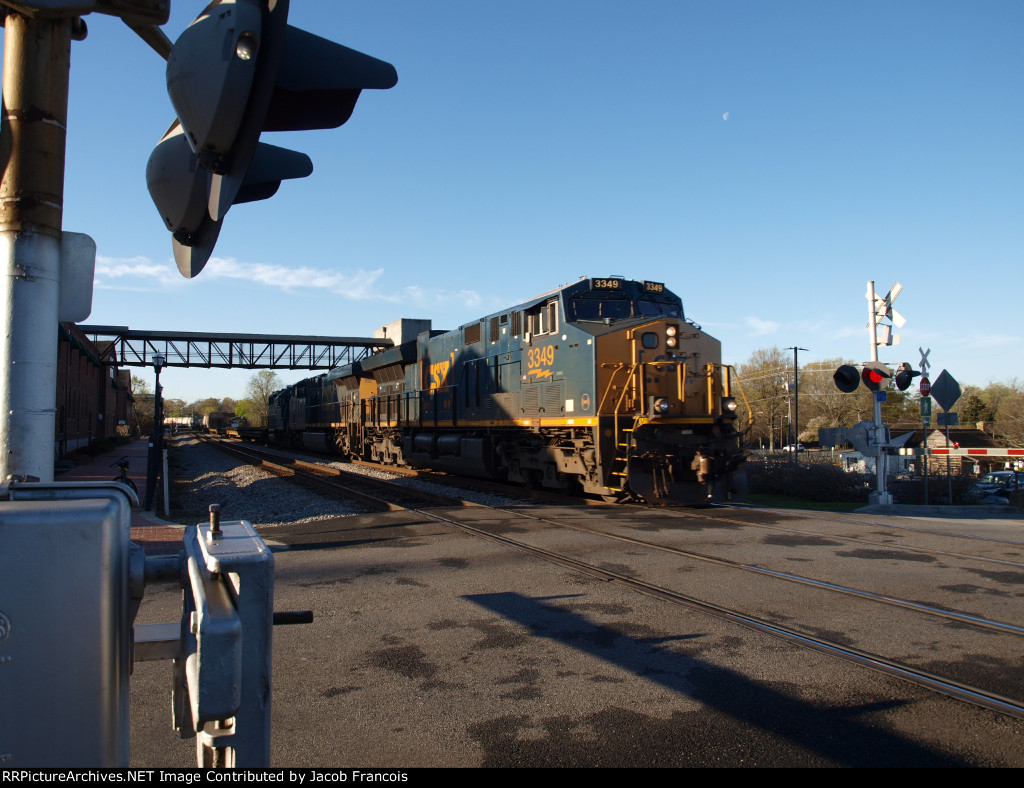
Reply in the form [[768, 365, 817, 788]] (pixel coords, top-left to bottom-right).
[[798, 358, 874, 431], [234, 399, 255, 422], [245, 370, 281, 428], [993, 384, 1024, 445], [736, 347, 790, 450], [131, 375, 154, 435]]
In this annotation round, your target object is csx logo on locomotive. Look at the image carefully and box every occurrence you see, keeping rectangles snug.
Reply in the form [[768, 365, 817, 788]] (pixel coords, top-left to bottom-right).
[[264, 277, 747, 505], [429, 358, 451, 390]]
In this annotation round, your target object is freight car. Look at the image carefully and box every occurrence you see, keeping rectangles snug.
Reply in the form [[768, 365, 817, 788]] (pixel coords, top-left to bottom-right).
[[164, 415, 202, 431], [267, 276, 749, 504]]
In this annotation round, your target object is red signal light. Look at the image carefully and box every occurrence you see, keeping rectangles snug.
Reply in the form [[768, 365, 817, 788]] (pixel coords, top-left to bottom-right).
[[860, 362, 891, 392]]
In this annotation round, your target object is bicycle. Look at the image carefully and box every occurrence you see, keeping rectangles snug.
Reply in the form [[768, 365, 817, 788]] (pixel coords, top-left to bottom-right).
[[111, 457, 138, 495]]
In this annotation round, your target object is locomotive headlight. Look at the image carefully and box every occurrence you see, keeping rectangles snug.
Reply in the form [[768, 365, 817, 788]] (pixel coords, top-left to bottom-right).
[[665, 336, 678, 348], [666, 326, 678, 337], [653, 397, 671, 415], [722, 397, 738, 417]]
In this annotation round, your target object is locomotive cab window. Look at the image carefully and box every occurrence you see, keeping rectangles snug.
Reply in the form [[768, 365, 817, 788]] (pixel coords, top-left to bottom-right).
[[526, 300, 558, 336], [569, 298, 631, 321], [636, 299, 683, 318]]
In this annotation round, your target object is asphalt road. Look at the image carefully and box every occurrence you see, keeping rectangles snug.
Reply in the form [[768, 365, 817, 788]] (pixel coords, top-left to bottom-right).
[[129, 506, 1024, 768]]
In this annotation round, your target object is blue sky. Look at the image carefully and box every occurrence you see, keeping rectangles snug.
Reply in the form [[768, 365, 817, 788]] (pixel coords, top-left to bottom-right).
[[25, 0, 1023, 402]]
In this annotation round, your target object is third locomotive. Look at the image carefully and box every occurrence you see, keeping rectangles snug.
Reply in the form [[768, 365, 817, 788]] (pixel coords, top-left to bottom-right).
[[263, 276, 748, 505]]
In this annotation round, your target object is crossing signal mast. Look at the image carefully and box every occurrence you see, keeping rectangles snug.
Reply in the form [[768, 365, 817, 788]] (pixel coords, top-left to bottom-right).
[[0, 1, 397, 767], [146, 0, 398, 277], [827, 282, 920, 505]]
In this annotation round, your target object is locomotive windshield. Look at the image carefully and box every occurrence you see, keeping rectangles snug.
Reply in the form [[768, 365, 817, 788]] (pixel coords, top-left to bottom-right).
[[568, 296, 682, 322], [568, 299, 632, 321], [636, 299, 682, 318]]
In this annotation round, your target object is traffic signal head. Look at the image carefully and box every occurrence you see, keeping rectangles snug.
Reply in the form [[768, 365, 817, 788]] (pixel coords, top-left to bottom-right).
[[147, 0, 398, 277], [833, 364, 860, 393], [894, 361, 921, 391], [860, 361, 891, 392]]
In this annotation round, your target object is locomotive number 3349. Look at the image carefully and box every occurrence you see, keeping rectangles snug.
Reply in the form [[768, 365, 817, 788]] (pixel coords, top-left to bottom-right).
[[527, 345, 555, 370]]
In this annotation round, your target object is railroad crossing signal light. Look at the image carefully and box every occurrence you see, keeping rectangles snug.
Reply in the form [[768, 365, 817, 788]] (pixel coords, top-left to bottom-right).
[[860, 361, 891, 392], [894, 362, 921, 391], [833, 364, 861, 393], [146, 0, 398, 278]]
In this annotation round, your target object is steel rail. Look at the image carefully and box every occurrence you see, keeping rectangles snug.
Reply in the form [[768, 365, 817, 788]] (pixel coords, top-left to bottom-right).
[[200, 436, 463, 512], [190, 436, 1024, 720], [716, 501, 1024, 548], [210, 436, 1024, 635], [658, 505, 1024, 570], [410, 507, 1024, 721], [487, 506, 1024, 636]]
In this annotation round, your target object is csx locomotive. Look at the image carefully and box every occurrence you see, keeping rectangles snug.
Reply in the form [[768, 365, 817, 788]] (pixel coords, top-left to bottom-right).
[[266, 276, 748, 504]]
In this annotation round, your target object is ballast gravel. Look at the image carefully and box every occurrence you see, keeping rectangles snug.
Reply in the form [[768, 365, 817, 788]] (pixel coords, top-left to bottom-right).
[[169, 437, 365, 527], [168, 436, 522, 528]]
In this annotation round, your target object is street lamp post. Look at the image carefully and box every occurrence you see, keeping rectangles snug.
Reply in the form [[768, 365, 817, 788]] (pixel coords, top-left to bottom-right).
[[787, 346, 808, 462], [145, 352, 165, 511]]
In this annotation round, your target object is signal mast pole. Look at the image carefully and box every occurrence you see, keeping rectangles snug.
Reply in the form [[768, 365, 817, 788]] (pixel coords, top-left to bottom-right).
[[866, 281, 893, 505], [0, 10, 73, 482]]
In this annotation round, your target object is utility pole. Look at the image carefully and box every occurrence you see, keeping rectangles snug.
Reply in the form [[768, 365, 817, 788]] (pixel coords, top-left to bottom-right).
[[0, 10, 73, 482], [787, 346, 808, 462]]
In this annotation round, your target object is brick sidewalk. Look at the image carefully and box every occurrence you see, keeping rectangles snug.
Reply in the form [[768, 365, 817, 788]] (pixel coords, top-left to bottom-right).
[[58, 437, 186, 555]]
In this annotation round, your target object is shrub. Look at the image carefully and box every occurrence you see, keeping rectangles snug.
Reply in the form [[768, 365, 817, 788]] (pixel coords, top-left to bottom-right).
[[746, 456, 871, 503], [888, 474, 978, 505]]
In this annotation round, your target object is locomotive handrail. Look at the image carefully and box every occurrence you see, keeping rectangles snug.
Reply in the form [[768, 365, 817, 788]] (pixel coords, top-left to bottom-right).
[[706, 363, 715, 416], [596, 362, 631, 414], [722, 365, 755, 431]]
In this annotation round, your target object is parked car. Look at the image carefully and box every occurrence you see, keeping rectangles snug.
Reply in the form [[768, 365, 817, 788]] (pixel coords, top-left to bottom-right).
[[781, 444, 806, 452], [970, 471, 1022, 501]]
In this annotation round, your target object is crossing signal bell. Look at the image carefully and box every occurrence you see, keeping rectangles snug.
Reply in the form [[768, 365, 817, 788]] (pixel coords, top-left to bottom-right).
[[860, 361, 891, 392], [146, 0, 398, 277]]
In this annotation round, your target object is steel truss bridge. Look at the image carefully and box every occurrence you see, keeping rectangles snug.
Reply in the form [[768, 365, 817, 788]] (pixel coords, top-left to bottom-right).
[[79, 326, 392, 370]]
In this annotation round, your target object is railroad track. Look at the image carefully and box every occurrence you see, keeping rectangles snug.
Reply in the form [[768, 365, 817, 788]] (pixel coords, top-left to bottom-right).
[[418, 505, 1024, 720], [195, 436, 1024, 721], [199, 435, 466, 512]]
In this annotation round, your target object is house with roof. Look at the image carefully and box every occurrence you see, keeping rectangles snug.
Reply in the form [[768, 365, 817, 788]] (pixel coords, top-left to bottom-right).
[[839, 426, 1009, 477]]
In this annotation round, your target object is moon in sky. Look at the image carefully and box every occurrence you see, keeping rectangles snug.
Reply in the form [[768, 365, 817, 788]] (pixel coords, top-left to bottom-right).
[[723, 111, 730, 121]]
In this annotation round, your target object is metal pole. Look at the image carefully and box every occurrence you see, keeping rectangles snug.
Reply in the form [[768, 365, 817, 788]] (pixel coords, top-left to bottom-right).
[[0, 12, 72, 482], [923, 446, 929, 505], [867, 281, 878, 363], [946, 420, 952, 505], [866, 281, 892, 505], [145, 357, 164, 510], [788, 346, 808, 462]]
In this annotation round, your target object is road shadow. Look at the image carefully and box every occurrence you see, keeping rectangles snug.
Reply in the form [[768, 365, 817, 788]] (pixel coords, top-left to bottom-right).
[[464, 591, 969, 767]]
